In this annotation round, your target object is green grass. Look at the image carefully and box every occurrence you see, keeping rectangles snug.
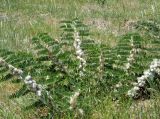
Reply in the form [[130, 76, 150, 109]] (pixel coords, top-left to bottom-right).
[[0, 0, 160, 119], [92, 97, 160, 119], [1, 0, 160, 50]]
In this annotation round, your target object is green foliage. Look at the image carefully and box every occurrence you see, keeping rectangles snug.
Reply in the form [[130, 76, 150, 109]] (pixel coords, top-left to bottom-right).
[[97, 0, 106, 5], [0, 19, 160, 118], [135, 20, 160, 39]]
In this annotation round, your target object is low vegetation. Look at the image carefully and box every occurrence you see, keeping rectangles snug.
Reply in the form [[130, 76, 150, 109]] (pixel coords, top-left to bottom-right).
[[0, 0, 160, 119]]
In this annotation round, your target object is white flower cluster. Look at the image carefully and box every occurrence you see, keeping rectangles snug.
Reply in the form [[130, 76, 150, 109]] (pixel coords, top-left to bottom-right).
[[124, 37, 140, 71], [78, 108, 84, 116], [98, 52, 104, 80], [24, 75, 42, 96], [69, 89, 84, 117], [12, 67, 23, 76], [69, 90, 80, 110], [151, 5, 155, 14], [73, 31, 86, 77], [127, 59, 160, 98], [0, 57, 42, 97], [0, 58, 23, 78]]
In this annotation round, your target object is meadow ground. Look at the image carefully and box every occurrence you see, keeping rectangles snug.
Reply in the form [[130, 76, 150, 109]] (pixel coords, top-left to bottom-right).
[[0, 0, 160, 118]]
